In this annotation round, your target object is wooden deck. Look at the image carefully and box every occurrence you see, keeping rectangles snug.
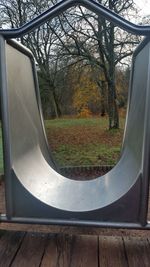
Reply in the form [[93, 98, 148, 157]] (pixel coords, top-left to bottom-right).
[[0, 231, 150, 267], [0, 180, 150, 266]]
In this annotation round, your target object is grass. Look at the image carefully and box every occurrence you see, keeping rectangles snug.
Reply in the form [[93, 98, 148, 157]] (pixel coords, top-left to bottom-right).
[[46, 116, 125, 167], [45, 117, 106, 128], [45, 117, 125, 129], [52, 144, 121, 166], [0, 116, 125, 173]]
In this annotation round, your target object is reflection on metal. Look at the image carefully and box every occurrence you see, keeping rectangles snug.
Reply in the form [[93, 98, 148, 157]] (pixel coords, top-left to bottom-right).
[[0, 0, 150, 229]]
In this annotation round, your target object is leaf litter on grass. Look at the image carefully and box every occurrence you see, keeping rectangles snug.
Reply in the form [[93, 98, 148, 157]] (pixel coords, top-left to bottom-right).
[[46, 117, 124, 167]]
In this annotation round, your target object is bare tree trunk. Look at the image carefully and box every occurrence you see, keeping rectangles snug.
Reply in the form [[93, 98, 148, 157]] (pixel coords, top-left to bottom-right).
[[53, 90, 62, 117], [107, 86, 113, 129], [107, 11, 119, 129], [114, 98, 119, 128], [17, 0, 24, 44], [107, 81, 119, 129], [100, 81, 106, 116], [50, 90, 61, 118]]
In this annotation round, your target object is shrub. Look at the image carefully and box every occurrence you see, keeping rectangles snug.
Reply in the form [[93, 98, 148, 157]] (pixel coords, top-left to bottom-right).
[[77, 107, 92, 118]]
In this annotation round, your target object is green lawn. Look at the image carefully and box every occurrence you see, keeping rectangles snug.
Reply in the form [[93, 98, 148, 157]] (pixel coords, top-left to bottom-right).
[[52, 143, 121, 166], [45, 117, 125, 129], [45, 116, 125, 167], [45, 117, 108, 128], [0, 116, 125, 173]]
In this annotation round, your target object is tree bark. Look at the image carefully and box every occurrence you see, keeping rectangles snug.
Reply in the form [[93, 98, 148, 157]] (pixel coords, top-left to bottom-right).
[[100, 81, 106, 117], [107, 7, 119, 129], [50, 90, 62, 119], [17, 0, 24, 44], [107, 81, 119, 129]]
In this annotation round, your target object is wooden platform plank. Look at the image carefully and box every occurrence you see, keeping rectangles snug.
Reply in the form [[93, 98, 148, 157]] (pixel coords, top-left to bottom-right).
[[0, 231, 25, 267], [70, 235, 98, 267], [41, 234, 73, 267], [41, 235, 98, 267], [11, 232, 47, 267], [99, 236, 128, 267], [124, 237, 150, 267]]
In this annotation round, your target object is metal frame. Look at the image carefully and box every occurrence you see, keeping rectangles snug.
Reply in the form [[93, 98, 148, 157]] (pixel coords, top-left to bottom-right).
[[1, 0, 150, 37], [0, 0, 150, 229]]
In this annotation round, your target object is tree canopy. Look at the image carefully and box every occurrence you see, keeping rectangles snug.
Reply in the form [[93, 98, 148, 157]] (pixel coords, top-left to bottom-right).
[[0, 0, 142, 128]]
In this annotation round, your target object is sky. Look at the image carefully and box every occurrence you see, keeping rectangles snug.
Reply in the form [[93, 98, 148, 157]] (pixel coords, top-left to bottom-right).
[[135, 0, 150, 15]]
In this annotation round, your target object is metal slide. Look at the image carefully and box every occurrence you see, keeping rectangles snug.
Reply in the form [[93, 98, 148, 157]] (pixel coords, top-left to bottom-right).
[[1, 0, 150, 228]]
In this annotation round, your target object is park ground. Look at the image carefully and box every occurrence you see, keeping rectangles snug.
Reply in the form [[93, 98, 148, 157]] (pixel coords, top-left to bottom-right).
[[0, 115, 125, 173]]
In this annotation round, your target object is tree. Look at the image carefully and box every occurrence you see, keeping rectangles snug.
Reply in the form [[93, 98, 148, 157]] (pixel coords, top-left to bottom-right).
[[0, 0, 141, 125], [115, 67, 130, 109], [70, 64, 101, 115], [0, 0, 65, 118], [49, 0, 140, 128]]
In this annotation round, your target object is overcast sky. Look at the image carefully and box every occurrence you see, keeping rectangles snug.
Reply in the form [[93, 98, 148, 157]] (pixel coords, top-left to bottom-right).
[[135, 0, 150, 15]]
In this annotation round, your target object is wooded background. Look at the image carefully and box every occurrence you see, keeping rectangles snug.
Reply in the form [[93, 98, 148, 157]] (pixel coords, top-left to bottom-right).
[[0, 0, 147, 129]]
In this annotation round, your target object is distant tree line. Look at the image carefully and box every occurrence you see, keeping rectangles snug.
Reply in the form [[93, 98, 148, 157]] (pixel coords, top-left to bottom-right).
[[0, 0, 142, 129]]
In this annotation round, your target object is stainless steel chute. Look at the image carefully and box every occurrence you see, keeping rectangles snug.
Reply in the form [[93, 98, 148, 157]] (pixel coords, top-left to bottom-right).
[[0, 0, 150, 229]]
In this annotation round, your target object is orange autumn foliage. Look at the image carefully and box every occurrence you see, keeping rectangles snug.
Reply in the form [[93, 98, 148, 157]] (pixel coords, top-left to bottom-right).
[[73, 67, 101, 116]]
